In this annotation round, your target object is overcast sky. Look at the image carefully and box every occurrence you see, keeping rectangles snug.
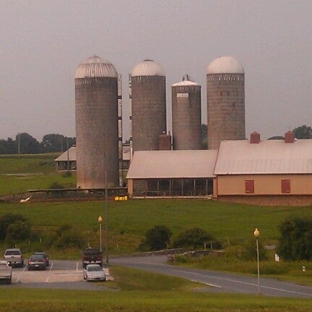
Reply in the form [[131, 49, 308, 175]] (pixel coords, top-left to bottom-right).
[[1, 0, 312, 141]]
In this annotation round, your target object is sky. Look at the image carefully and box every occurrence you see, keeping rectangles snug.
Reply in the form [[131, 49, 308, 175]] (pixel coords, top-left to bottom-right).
[[1, 0, 312, 141]]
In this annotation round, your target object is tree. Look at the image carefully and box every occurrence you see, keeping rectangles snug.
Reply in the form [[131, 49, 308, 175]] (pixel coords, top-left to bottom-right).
[[140, 225, 172, 251], [292, 125, 312, 139], [41, 134, 76, 153], [277, 216, 312, 261], [16, 133, 41, 154], [173, 227, 221, 249]]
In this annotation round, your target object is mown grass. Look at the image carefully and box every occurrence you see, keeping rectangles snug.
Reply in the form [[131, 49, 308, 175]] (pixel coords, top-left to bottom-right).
[[0, 153, 75, 196], [0, 267, 311, 312], [0, 289, 310, 312]]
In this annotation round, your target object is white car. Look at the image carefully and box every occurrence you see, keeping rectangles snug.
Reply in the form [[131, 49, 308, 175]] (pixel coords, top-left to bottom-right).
[[83, 264, 106, 282]]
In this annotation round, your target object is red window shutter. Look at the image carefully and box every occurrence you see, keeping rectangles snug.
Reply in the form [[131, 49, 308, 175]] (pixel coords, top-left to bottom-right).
[[281, 180, 291, 193], [245, 180, 254, 193]]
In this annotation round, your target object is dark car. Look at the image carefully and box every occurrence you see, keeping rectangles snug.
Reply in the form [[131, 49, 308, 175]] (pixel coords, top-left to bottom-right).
[[27, 254, 46, 270], [82, 248, 103, 268], [35, 252, 50, 266]]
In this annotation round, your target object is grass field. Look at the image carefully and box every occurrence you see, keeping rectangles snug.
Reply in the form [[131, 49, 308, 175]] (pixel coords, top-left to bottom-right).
[[0, 153, 75, 196]]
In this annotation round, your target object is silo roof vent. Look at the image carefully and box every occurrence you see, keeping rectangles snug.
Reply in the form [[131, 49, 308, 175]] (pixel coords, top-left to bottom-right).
[[207, 56, 244, 74], [75, 55, 118, 79], [172, 74, 200, 87], [131, 59, 166, 77]]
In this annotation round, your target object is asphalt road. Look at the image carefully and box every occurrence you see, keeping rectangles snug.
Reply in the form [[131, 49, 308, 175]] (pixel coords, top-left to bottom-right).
[[3, 256, 312, 298], [110, 255, 312, 299]]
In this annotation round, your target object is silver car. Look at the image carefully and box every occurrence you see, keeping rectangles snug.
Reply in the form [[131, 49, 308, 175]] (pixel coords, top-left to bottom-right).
[[83, 264, 106, 282]]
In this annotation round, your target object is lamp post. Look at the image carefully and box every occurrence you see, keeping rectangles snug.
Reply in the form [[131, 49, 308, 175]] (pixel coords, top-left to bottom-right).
[[98, 216, 102, 252], [254, 228, 261, 295]]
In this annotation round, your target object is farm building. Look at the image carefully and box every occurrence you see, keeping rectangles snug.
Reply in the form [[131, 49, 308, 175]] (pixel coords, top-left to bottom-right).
[[214, 131, 312, 205], [126, 150, 218, 198], [126, 131, 312, 205], [54, 146, 77, 171], [55, 145, 131, 173]]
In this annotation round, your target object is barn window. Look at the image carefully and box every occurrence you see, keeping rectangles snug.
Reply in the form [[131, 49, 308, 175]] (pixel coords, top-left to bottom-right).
[[245, 180, 254, 193], [281, 179, 291, 193]]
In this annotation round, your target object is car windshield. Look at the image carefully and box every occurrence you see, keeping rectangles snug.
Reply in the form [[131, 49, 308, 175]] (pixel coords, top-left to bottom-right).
[[30, 255, 44, 261], [88, 266, 102, 272], [35, 252, 47, 257], [5, 250, 20, 255]]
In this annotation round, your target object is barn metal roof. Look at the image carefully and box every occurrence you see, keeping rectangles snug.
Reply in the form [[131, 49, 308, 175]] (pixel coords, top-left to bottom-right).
[[54, 146, 76, 162], [126, 150, 218, 179], [214, 139, 312, 175], [54, 146, 131, 162]]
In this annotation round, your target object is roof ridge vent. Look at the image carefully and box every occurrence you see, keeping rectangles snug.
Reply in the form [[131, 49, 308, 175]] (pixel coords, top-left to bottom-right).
[[285, 131, 295, 143], [250, 131, 260, 144]]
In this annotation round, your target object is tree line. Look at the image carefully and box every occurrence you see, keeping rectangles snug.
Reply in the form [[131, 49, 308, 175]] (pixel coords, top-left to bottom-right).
[[0, 125, 310, 155], [0, 133, 76, 155]]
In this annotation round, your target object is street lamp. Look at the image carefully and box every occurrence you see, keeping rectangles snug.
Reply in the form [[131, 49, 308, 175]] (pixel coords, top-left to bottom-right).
[[253, 228, 261, 295], [98, 216, 103, 252]]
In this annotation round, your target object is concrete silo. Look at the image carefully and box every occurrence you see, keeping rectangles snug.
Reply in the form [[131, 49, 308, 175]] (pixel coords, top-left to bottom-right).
[[172, 76, 202, 150], [75, 55, 119, 188], [130, 59, 166, 152], [206, 56, 245, 150]]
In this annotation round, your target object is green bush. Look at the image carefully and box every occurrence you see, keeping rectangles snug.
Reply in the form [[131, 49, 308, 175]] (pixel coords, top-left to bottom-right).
[[140, 225, 172, 251], [53, 225, 86, 249], [0, 213, 28, 240], [173, 227, 221, 249], [5, 220, 31, 245]]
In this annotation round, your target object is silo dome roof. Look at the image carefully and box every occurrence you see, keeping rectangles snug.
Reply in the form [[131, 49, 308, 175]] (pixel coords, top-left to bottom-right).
[[131, 59, 165, 77], [75, 55, 118, 79], [207, 56, 244, 74], [172, 76, 200, 87]]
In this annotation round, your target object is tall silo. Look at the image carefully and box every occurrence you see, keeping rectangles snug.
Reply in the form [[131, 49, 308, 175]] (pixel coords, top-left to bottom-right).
[[75, 55, 119, 188], [172, 76, 202, 150], [206, 56, 245, 150], [130, 59, 166, 152]]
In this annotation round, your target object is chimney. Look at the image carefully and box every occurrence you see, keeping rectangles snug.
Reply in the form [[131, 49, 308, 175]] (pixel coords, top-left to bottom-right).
[[250, 131, 260, 144], [159, 131, 171, 150], [285, 131, 295, 143]]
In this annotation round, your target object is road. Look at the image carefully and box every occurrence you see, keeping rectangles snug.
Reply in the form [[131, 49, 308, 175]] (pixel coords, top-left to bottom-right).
[[110, 255, 312, 299], [3, 256, 312, 298]]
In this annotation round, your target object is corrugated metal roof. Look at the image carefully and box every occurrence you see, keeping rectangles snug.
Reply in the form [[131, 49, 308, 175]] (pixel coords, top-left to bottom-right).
[[126, 150, 218, 179], [207, 56, 244, 74], [54, 146, 131, 162], [214, 139, 312, 175], [54, 146, 76, 162]]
